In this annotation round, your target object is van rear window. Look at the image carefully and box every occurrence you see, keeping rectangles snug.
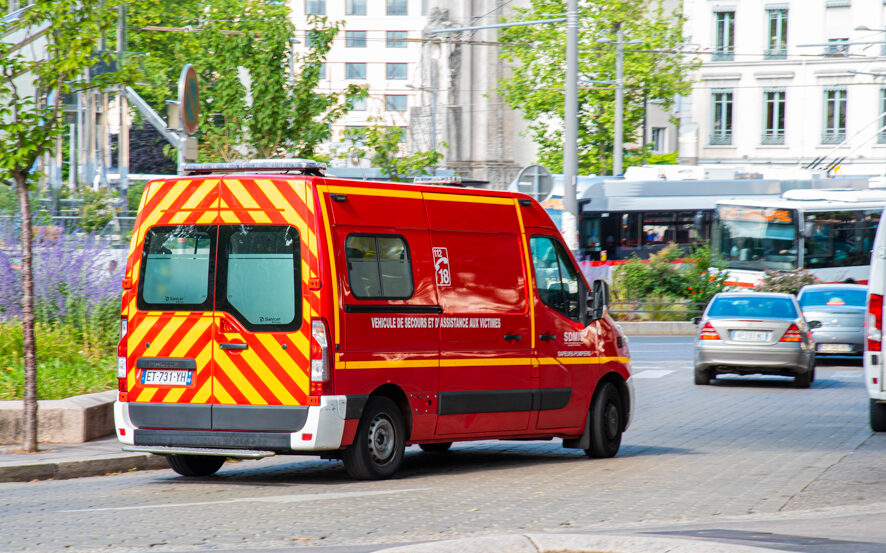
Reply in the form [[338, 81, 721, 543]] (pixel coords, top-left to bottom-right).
[[345, 234, 413, 299], [139, 226, 213, 309]]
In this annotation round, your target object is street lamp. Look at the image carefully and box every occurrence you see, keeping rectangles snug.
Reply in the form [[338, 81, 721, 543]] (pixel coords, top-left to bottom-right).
[[598, 29, 642, 177]]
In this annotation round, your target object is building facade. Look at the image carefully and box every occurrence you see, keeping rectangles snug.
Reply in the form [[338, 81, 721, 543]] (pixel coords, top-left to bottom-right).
[[681, 0, 886, 176], [289, 0, 537, 188]]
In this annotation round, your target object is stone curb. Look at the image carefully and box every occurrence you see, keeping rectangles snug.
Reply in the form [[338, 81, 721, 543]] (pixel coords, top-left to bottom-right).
[[376, 533, 783, 553], [0, 390, 116, 444], [0, 452, 168, 483]]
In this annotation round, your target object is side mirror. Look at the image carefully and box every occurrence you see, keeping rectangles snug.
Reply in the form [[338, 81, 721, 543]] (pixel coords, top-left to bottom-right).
[[692, 316, 701, 325], [808, 320, 822, 329], [591, 279, 609, 321]]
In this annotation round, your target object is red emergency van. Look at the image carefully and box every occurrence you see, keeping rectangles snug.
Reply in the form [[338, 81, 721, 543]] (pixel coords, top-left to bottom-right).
[[115, 159, 633, 479]]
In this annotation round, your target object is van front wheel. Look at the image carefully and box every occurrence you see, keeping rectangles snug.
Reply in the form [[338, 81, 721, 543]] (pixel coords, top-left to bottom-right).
[[585, 382, 623, 459], [166, 454, 225, 477], [343, 396, 406, 480]]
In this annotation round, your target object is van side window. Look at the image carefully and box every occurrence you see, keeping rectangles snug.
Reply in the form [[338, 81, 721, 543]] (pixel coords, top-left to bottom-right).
[[217, 225, 301, 331], [345, 234, 413, 299], [139, 225, 214, 310], [530, 236, 581, 321]]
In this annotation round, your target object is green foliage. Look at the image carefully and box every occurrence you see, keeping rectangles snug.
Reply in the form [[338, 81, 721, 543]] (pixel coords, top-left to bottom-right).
[[78, 188, 119, 231], [128, 1, 366, 161], [0, 321, 115, 400], [345, 124, 446, 182], [753, 269, 819, 295], [0, 185, 15, 214], [612, 243, 728, 320], [127, 181, 149, 213], [498, 0, 698, 175]]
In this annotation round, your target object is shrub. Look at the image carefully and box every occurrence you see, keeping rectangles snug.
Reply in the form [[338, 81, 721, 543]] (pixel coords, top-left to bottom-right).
[[753, 269, 819, 295]]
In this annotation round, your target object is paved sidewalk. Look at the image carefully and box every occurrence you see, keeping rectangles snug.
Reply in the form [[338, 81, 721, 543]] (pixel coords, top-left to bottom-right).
[[0, 435, 167, 482]]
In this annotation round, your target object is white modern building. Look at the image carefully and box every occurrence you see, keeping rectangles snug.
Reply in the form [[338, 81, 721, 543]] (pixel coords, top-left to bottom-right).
[[289, 0, 538, 188], [680, 0, 886, 176]]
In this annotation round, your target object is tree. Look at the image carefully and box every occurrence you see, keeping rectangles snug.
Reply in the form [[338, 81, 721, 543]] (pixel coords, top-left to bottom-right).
[[127, 0, 365, 161], [0, 1, 127, 451], [498, 0, 697, 175], [344, 124, 445, 182]]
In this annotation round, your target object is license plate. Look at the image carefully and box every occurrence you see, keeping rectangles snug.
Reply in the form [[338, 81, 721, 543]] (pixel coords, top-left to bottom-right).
[[818, 343, 853, 353], [731, 330, 771, 342], [141, 369, 193, 386]]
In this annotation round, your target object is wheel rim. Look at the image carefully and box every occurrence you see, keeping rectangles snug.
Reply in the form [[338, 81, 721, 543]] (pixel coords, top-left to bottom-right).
[[603, 402, 620, 440], [367, 414, 395, 464]]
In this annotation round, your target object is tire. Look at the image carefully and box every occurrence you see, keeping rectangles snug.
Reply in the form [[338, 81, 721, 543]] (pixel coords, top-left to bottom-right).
[[166, 454, 225, 477], [585, 382, 624, 459], [419, 442, 452, 453], [871, 400, 886, 432], [694, 367, 711, 385], [342, 396, 406, 480], [794, 368, 813, 389]]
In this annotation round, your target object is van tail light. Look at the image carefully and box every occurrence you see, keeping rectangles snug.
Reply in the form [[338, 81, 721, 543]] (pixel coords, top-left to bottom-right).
[[867, 293, 883, 352], [780, 324, 803, 343], [117, 318, 128, 392], [310, 319, 332, 395], [699, 322, 721, 340]]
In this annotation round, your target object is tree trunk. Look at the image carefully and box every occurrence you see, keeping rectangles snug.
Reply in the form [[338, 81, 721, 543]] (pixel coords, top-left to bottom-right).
[[15, 173, 38, 453]]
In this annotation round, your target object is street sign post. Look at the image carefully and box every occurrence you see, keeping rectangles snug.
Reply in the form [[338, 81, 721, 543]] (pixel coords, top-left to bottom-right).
[[178, 64, 199, 136]]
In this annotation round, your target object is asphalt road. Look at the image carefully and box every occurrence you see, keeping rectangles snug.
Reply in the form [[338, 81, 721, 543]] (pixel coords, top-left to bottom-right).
[[2, 336, 884, 553]]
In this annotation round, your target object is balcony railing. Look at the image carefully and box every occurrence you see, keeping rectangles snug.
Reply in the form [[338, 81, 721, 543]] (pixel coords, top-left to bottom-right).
[[761, 132, 785, 145], [822, 132, 846, 145], [710, 132, 733, 146]]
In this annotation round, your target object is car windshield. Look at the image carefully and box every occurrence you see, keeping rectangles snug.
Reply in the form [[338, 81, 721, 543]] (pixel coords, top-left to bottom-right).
[[799, 289, 867, 308], [707, 296, 798, 319]]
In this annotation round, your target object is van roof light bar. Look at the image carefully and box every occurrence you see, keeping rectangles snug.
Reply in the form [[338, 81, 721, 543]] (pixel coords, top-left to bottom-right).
[[182, 159, 326, 176]]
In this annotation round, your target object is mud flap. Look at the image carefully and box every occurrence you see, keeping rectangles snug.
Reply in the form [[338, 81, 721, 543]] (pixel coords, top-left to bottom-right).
[[562, 410, 591, 450]]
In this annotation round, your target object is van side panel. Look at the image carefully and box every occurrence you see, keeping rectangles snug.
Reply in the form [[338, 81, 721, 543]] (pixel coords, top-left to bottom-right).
[[124, 178, 220, 415], [425, 193, 533, 435], [322, 184, 441, 441], [211, 177, 316, 408]]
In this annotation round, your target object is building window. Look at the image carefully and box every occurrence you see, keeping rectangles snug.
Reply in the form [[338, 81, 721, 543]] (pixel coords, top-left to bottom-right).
[[879, 88, 886, 144], [823, 87, 847, 144], [385, 94, 407, 111], [825, 38, 849, 57], [386, 0, 407, 15], [763, 89, 786, 145], [711, 89, 733, 145], [345, 31, 367, 48], [713, 11, 735, 61], [305, 30, 319, 48], [306, 62, 326, 80], [766, 9, 788, 59], [387, 31, 407, 48], [398, 127, 408, 143], [346, 0, 366, 15], [345, 62, 366, 79], [305, 0, 325, 15], [386, 63, 407, 80], [349, 96, 367, 111], [650, 127, 667, 153]]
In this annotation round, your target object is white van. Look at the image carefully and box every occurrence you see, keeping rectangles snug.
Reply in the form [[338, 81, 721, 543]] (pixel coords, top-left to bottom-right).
[[865, 223, 886, 431]]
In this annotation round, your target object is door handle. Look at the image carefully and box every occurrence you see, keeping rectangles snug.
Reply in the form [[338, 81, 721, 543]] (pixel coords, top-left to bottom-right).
[[503, 334, 522, 341], [539, 334, 557, 341], [220, 343, 248, 350]]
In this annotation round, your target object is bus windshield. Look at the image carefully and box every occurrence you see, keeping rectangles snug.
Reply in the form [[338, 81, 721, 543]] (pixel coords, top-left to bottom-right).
[[803, 210, 880, 269], [715, 205, 798, 271]]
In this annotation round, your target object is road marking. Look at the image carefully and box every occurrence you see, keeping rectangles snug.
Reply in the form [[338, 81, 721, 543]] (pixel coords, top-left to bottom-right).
[[632, 370, 675, 379], [60, 488, 428, 513], [830, 371, 862, 380]]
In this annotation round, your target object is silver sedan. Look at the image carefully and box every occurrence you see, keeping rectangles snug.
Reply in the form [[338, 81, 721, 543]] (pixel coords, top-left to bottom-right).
[[797, 283, 867, 357], [694, 292, 817, 388]]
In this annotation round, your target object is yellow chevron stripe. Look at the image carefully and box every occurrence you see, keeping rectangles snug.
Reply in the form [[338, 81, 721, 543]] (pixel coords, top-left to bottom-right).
[[214, 356, 266, 405], [129, 315, 160, 348], [134, 387, 158, 403], [211, 379, 234, 404], [225, 179, 261, 209], [424, 192, 513, 205], [290, 330, 310, 359], [257, 334, 309, 394], [326, 185, 422, 199], [150, 316, 187, 351], [181, 179, 218, 210], [192, 378, 212, 403], [168, 318, 212, 358], [238, 347, 297, 404], [164, 387, 186, 403]]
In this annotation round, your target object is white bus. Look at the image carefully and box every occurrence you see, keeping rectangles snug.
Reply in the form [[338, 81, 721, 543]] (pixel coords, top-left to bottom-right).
[[713, 188, 886, 287]]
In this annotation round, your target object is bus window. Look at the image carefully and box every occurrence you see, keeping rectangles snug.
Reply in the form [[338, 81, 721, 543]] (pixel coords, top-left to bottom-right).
[[803, 210, 881, 269], [715, 205, 798, 271]]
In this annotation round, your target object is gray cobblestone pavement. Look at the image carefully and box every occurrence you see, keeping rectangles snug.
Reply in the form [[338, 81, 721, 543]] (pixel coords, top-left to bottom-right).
[[0, 338, 883, 553]]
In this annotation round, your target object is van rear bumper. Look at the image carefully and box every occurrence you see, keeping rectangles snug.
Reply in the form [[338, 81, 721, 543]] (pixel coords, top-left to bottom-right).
[[115, 396, 351, 452]]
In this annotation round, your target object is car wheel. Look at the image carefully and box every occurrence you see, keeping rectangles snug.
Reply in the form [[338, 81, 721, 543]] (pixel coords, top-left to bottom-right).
[[694, 367, 711, 385], [794, 368, 813, 389], [419, 442, 452, 453], [871, 400, 886, 432], [342, 396, 406, 480], [585, 382, 623, 459], [166, 454, 225, 477]]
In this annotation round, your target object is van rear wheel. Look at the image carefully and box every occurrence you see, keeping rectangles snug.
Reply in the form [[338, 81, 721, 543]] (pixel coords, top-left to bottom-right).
[[343, 396, 406, 480], [585, 382, 623, 459], [166, 454, 225, 477]]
